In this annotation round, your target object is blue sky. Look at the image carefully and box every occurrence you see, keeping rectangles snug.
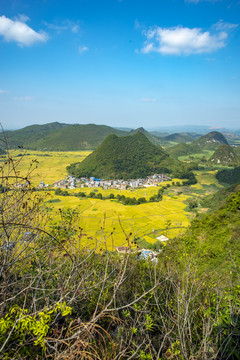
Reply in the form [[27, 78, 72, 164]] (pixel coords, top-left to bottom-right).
[[0, 0, 239, 130]]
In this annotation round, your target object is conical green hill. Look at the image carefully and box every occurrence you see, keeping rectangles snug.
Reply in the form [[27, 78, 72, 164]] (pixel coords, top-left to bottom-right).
[[67, 132, 183, 179], [210, 144, 239, 165], [192, 131, 228, 150]]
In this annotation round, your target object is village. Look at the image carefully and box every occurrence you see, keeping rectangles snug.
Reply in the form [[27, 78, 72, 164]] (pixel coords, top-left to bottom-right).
[[40, 173, 172, 190]]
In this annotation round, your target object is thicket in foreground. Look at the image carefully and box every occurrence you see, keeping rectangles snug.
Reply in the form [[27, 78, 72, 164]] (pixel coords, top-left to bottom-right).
[[0, 148, 240, 359]]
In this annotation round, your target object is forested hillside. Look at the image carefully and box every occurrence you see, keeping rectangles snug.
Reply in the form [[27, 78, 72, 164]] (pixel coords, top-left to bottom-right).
[[1, 123, 128, 150], [216, 166, 240, 184], [210, 144, 239, 165], [67, 132, 196, 180], [164, 184, 240, 279], [192, 131, 228, 150]]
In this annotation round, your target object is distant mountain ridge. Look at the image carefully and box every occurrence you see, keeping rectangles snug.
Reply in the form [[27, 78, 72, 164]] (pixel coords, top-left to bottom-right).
[[163, 132, 200, 143], [1, 123, 232, 154], [166, 131, 229, 158], [2, 123, 128, 150]]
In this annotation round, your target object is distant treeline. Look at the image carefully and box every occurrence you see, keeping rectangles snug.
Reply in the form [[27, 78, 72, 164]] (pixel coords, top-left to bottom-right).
[[55, 186, 167, 205]]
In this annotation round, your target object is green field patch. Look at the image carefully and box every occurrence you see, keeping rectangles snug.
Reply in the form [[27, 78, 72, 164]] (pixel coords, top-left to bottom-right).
[[45, 198, 61, 203], [178, 150, 214, 162]]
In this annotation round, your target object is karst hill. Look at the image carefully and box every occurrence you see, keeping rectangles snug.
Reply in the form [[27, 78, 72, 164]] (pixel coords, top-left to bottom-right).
[[193, 131, 228, 150], [67, 132, 188, 179]]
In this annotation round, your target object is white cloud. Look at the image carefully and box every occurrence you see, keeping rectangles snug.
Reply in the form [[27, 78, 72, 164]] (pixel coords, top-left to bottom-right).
[[78, 45, 89, 54], [213, 19, 238, 31], [140, 24, 236, 55], [44, 20, 80, 34], [0, 89, 9, 94], [71, 25, 79, 33], [14, 96, 34, 101], [14, 14, 30, 23], [0, 15, 48, 46], [141, 98, 157, 103]]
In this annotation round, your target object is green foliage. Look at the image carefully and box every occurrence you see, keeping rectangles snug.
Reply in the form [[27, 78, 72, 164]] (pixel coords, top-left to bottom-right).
[[54, 188, 69, 196], [201, 183, 238, 211], [164, 186, 240, 280], [186, 197, 198, 210], [2, 147, 240, 360], [216, 166, 240, 184], [76, 191, 86, 197], [0, 303, 72, 355]]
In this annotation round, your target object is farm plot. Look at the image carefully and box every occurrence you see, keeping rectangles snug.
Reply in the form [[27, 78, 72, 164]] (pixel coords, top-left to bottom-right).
[[44, 191, 190, 250]]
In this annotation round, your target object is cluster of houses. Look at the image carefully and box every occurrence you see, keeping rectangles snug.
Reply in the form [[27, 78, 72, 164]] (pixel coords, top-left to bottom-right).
[[115, 235, 169, 262], [50, 173, 171, 190]]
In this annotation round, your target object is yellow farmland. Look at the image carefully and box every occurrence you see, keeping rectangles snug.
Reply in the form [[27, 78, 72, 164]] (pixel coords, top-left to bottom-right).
[[9, 149, 91, 186], [45, 191, 190, 250], [8, 149, 192, 250]]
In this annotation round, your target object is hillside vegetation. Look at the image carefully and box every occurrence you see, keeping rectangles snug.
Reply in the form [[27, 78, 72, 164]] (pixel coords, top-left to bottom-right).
[[1, 150, 240, 359], [216, 166, 240, 184], [163, 184, 240, 280], [166, 131, 229, 159], [192, 130, 228, 150], [129, 127, 163, 146], [2, 122, 128, 150], [210, 144, 239, 165], [67, 132, 195, 180], [167, 142, 201, 158], [163, 132, 198, 143]]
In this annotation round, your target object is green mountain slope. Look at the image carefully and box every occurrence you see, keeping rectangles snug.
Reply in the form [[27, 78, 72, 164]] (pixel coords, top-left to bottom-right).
[[192, 131, 228, 150], [164, 184, 240, 280], [210, 144, 239, 165], [2, 123, 128, 150], [67, 132, 188, 179], [30, 124, 128, 150], [129, 127, 163, 146], [167, 142, 201, 158], [2, 122, 67, 148]]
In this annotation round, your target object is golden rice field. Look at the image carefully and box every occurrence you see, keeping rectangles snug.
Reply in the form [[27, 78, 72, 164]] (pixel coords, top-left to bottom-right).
[[44, 191, 190, 250], [8, 149, 91, 186], [6, 149, 222, 250]]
